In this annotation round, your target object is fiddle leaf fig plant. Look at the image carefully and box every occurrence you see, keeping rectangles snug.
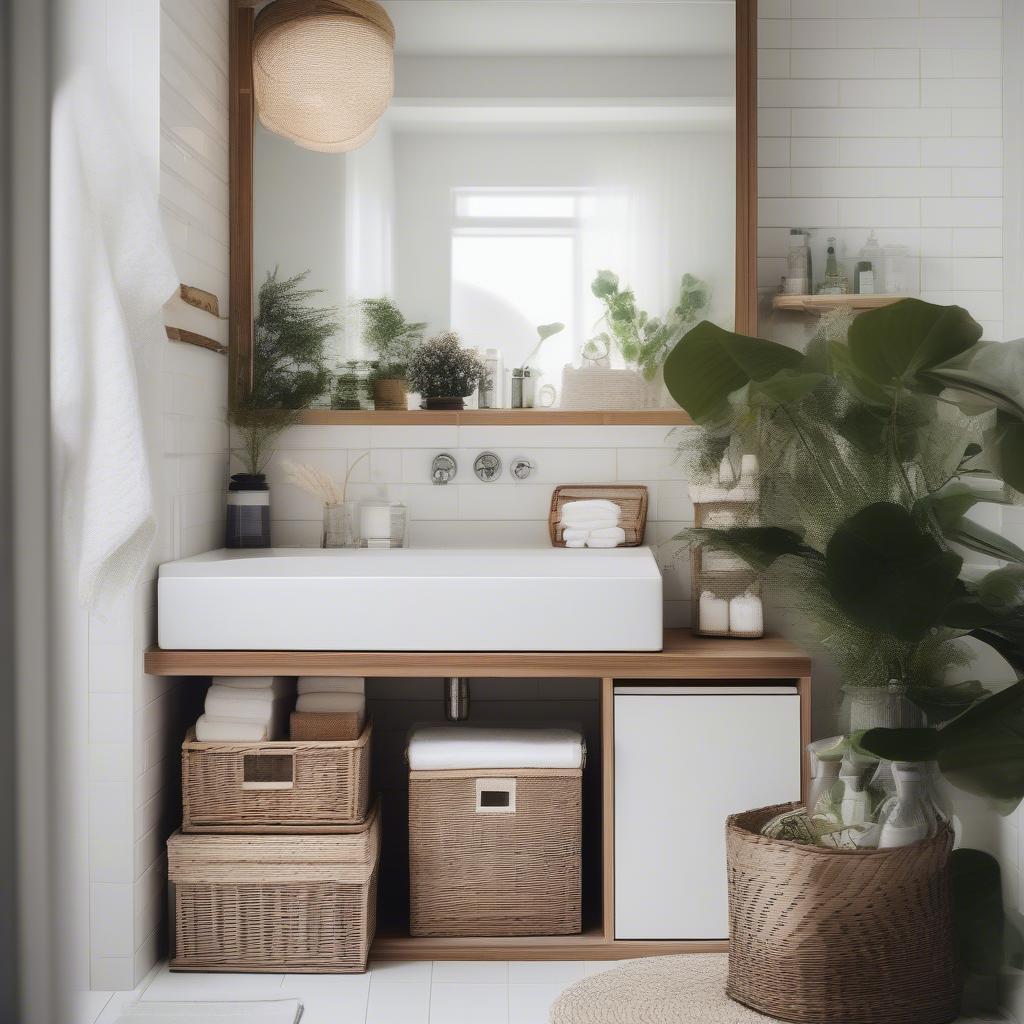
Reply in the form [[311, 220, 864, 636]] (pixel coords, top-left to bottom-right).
[[664, 298, 1024, 811]]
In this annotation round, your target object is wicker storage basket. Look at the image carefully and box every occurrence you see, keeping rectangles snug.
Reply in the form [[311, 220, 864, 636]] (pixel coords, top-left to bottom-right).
[[549, 485, 648, 547], [726, 804, 960, 1024], [168, 802, 380, 974], [409, 767, 583, 937], [290, 710, 364, 741], [181, 722, 371, 833]]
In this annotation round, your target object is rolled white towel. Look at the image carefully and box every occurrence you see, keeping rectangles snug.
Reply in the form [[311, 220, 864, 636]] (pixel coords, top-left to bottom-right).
[[297, 677, 365, 696], [205, 690, 279, 722], [588, 526, 626, 542], [213, 676, 292, 697], [194, 715, 268, 742], [560, 499, 620, 518], [206, 684, 275, 704], [295, 691, 366, 714], [561, 527, 590, 542], [586, 530, 626, 548], [560, 516, 620, 530], [565, 539, 587, 548]]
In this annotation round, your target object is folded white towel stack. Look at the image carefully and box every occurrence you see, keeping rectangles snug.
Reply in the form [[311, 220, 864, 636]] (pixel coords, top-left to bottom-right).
[[297, 677, 365, 696], [292, 677, 367, 737], [558, 499, 625, 548], [194, 677, 293, 741]]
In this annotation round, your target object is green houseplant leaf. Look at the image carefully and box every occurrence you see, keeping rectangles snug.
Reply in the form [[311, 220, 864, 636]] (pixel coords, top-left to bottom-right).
[[938, 679, 1024, 808], [988, 415, 1024, 494], [825, 502, 963, 642], [685, 526, 821, 573], [855, 727, 943, 762], [924, 338, 1024, 422], [917, 485, 1024, 564], [663, 321, 804, 425], [847, 298, 982, 392], [909, 679, 990, 726]]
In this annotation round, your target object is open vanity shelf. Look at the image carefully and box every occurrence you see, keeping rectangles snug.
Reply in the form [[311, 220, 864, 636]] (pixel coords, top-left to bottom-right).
[[148, 630, 810, 961]]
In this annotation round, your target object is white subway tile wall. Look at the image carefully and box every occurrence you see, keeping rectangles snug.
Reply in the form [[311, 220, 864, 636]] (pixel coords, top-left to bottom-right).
[[88, 0, 229, 991], [259, 424, 696, 627], [758, 4, 1003, 341]]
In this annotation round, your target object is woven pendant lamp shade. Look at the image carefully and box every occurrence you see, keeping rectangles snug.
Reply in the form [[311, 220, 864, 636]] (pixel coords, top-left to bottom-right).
[[254, 0, 395, 153]]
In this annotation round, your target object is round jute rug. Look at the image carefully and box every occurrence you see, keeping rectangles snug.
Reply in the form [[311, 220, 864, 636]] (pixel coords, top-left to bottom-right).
[[550, 954, 773, 1024]]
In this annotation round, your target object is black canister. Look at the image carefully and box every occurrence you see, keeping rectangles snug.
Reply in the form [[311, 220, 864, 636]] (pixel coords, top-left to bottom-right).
[[226, 473, 271, 548]]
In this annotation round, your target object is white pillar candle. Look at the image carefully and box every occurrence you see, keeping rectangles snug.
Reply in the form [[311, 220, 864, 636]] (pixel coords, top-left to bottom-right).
[[699, 591, 730, 633], [729, 591, 764, 635], [360, 502, 392, 540]]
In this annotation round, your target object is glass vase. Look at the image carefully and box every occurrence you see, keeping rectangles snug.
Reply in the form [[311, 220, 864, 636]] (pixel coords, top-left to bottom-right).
[[322, 501, 359, 548]]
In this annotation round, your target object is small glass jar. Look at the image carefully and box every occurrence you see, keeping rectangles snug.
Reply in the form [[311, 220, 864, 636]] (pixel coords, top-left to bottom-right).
[[322, 501, 359, 548]]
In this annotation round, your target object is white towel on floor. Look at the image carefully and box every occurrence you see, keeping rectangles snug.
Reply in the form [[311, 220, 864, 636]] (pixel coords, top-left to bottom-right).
[[205, 691, 282, 723], [194, 716, 269, 742], [297, 677, 365, 695], [295, 691, 366, 714], [408, 726, 585, 771], [51, 70, 178, 609], [114, 999, 302, 1023]]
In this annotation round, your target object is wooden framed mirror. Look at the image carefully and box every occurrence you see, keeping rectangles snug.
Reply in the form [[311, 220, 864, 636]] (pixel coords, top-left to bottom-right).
[[229, 0, 757, 425]]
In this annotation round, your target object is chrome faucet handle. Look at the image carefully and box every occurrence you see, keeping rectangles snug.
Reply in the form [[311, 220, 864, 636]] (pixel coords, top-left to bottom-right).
[[473, 451, 502, 482], [431, 453, 457, 485]]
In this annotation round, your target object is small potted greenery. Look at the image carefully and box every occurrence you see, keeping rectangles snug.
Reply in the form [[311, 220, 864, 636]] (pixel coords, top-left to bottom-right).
[[511, 322, 564, 408], [228, 269, 339, 547], [590, 269, 709, 380], [406, 330, 489, 410], [357, 296, 426, 410]]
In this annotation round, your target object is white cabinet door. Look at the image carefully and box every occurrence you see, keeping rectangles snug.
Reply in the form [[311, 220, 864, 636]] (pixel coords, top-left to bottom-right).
[[614, 686, 801, 940]]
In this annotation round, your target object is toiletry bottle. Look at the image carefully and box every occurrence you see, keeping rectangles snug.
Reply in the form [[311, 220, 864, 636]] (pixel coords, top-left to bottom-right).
[[820, 236, 847, 295], [859, 229, 883, 293], [807, 736, 846, 819], [786, 229, 810, 295], [878, 763, 937, 848], [479, 348, 502, 408], [854, 260, 874, 295]]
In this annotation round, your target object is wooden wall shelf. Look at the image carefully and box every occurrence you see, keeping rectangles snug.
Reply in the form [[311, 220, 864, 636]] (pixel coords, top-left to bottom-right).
[[295, 409, 693, 427], [772, 294, 911, 315]]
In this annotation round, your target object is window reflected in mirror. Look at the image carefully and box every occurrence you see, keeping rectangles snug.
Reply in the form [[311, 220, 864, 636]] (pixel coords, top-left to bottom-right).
[[252, 0, 736, 413]]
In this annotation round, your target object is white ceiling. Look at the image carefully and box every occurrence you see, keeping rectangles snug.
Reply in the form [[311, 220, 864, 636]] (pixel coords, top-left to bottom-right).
[[382, 2, 735, 57]]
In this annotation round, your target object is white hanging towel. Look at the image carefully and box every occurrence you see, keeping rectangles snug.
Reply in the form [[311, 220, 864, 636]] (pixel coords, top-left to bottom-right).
[[51, 70, 179, 609]]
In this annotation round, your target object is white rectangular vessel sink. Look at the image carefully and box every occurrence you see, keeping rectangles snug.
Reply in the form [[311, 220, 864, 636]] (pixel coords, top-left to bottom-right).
[[158, 547, 663, 652]]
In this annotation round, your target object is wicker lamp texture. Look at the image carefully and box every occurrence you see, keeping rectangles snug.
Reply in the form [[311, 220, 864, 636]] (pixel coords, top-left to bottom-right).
[[254, 0, 395, 153]]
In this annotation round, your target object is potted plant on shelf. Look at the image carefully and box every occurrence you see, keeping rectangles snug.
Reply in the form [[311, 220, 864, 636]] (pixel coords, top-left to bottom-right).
[[357, 296, 426, 410], [663, 299, 1024, 1020], [406, 330, 489, 411], [227, 268, 339, 547], [562, 270, 709, 411]]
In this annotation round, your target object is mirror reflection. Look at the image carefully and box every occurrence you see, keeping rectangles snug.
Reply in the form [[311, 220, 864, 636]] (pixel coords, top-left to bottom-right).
[[253, 0, 736, 412]]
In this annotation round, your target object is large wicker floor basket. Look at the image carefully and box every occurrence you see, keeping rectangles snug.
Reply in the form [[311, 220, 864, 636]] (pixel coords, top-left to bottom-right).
[[726, 804, 960, 1024], [168, 802, 380, 973], [181, 722, 371, 832], [409, 768, 583, 937]]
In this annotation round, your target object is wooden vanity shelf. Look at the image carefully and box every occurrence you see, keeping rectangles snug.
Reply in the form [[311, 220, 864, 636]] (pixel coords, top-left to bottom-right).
[[294, 408, 693, 427], [147, 629, 811, 961]]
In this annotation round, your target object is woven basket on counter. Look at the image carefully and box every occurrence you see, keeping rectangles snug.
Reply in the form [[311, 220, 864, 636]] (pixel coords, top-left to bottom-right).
[[181, 722, 371, 833], [726, 804, 960, 1024], [409, 768, 583, 937], [549, 484, 648, 547], [168, 802, 380, 973]]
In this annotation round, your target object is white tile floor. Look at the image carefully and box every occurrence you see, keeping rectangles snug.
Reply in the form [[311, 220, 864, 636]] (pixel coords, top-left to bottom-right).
[[80, 960, 613, 1024], [78, 961, 1012, 1024]]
